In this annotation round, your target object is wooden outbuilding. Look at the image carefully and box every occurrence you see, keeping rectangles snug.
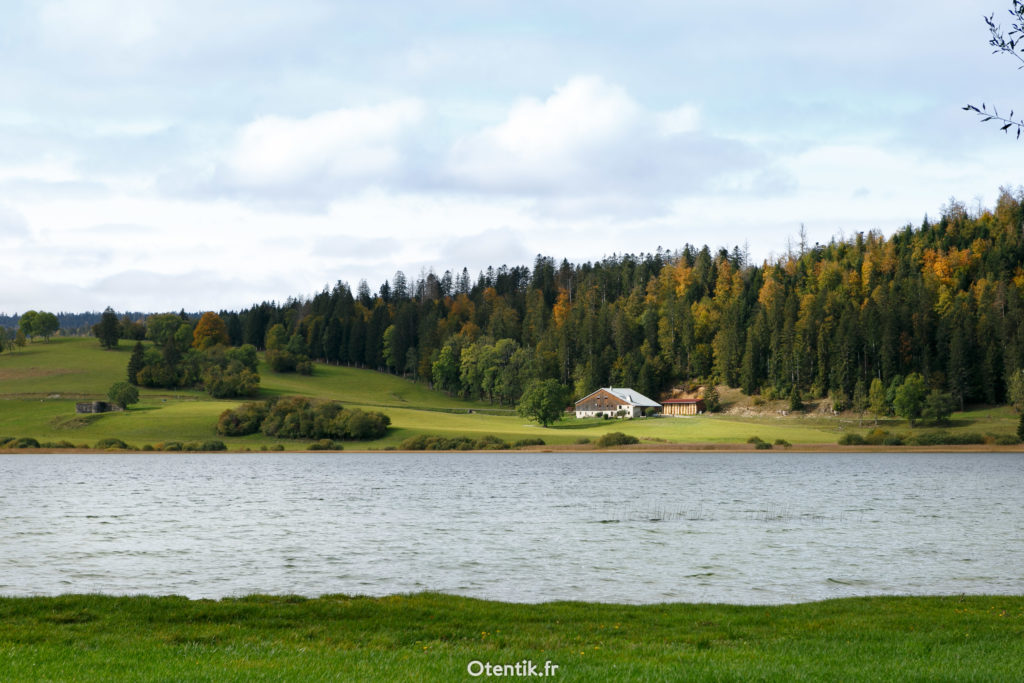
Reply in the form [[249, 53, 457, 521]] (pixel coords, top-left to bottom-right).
[[660, 398, 705, 416]]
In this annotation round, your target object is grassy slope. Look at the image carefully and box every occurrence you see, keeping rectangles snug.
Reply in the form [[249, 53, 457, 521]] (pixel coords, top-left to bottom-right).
[[1, 337, 1020, 450], [1, 593, 1022, 681]]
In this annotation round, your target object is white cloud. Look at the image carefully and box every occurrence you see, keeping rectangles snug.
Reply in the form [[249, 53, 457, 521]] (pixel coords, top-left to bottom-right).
[[214, 100, 424, 203], [656, 105, 701, 136], [447, 76, 766, 201]]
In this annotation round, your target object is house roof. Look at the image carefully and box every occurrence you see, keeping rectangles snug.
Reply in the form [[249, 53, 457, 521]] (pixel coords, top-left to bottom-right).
[[576, 387, 661, 408]]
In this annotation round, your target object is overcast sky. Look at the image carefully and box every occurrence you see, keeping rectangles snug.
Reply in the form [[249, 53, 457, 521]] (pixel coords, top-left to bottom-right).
[[1, 0, 1022, 313]]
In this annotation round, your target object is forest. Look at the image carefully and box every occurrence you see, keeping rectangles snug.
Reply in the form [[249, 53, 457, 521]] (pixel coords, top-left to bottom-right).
[[6, 188, 1024, 414], [201, 187, 1024, 411]]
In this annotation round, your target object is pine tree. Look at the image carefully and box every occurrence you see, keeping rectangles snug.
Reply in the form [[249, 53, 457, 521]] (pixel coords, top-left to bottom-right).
[[127, 342, 145, 385]]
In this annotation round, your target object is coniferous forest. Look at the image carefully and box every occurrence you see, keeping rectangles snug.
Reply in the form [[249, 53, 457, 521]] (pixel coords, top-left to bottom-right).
[[103, 188, 1024, 409]]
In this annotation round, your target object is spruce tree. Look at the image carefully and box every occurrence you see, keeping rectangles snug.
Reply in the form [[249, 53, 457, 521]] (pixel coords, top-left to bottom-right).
[[127, 342, 145, 385], [789, 385, 803, 412]]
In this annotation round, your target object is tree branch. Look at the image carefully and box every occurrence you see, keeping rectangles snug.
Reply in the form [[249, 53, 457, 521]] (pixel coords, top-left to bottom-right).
[[963, 103, 1024, 138]]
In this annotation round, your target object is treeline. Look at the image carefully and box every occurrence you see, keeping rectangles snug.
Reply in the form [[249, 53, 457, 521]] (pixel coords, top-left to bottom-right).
[[198, 187, 1024, 409], [0, 311, 153, 336]]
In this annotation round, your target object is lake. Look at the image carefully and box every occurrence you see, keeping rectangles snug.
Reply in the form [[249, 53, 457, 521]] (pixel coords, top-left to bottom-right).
[[1, 451, 1021, 604]]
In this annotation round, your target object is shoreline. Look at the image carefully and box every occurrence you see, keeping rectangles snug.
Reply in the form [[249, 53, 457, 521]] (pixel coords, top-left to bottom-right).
[[2, 443, 1024, 454]]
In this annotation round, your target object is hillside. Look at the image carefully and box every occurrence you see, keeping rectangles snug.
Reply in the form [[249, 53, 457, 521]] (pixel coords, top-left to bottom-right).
[[0, 337, 1020, 451]]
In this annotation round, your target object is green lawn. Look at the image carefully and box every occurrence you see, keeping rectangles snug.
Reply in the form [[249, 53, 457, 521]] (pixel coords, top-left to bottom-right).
[[1, 337, 1021, 451], [1, 593, 1022, 681]]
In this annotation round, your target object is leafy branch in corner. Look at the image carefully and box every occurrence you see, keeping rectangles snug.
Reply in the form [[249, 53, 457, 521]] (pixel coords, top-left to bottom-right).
[[962, 103, 1024, 139], [965, 1, 1024, 138]]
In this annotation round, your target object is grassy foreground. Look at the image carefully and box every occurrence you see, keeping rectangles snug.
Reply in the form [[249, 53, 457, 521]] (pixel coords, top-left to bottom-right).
[[1, 593, 1022, 681]]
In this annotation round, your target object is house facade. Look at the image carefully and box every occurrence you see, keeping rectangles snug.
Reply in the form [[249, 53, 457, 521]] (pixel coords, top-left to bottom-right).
[[575, 387, 661, 418]]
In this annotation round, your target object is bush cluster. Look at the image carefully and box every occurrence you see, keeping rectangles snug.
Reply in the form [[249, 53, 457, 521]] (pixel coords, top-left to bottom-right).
[[308, 439, 345, 450], [217, 397, 389, 441], [217, 401, 269, 436], [1, 437, 87, 449], [153, 440, 228, 452], [512, 437, 546, 447], [95, 438, 130, 450], [746, 436, 773, 450], [838, 429, 994, 447], [133, 337, 260, 399], [903, 432, 986, 446], [399, 434, 511, 450], [596, 432, 640, 447]]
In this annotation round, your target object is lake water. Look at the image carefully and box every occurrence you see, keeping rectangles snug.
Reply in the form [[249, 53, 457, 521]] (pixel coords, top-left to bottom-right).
[[1, 451, 1022, 604]]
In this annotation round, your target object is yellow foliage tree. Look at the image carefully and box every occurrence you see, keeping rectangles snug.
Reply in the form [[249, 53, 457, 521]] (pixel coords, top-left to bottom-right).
[[192, 312, 229, 350]]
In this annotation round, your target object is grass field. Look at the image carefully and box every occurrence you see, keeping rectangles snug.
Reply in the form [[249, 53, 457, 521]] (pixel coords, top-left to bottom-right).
[[1, 336, 1021, 451], [1, 593, 1022, 681]]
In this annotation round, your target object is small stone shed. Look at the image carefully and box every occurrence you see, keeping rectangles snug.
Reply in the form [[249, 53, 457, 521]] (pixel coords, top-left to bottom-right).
[[75, 401, 122, 414]]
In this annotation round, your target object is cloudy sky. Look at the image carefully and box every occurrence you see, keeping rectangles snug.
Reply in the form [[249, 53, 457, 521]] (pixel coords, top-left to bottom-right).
[[1, 0, 1021, 313]]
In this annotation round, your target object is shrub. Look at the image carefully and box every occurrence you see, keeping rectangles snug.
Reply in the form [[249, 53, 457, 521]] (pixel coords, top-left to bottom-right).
[[864, 428, 896, 445], [142, 444, 154, 451], [994, 434, 1022, 445], [270, 444, 285, 451], [12, 437, 40, 449], [200, 440, 227, 452], [773, 439, 791, 448], [217, 402, 268, 436], [596, 432, 639, 447], [513, 438, 546, 448], [474, 435, 510, 450], [158, 441, 183, 451], [308, 439, 344, 450], [399, 434, 510, 450], [904, 431, 985, 446], [702, 385, 721, 412], [747, 436, 772, 449], [0, 437, 14, 447], [838, 433, 866, 445], [95, 438, 129, 450], [574, 437, 591, 444]]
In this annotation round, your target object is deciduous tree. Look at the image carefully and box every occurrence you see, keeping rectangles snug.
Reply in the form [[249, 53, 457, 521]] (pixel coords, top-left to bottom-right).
[[192, 312, 230, 350], [894, 373, 927, 426], [517, 379, 569, 427], [107, 381, 139, 409]]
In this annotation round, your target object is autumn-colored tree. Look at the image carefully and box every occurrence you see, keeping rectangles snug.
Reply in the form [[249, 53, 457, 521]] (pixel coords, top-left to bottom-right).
[[192, 312, 230, 350]]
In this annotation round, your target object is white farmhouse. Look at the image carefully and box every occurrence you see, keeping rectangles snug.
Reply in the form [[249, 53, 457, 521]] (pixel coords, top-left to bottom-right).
[[574, 387, 661, 418]]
